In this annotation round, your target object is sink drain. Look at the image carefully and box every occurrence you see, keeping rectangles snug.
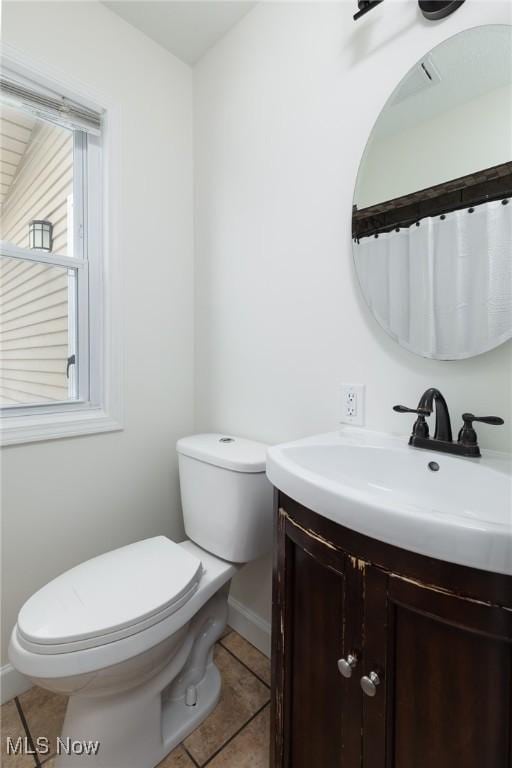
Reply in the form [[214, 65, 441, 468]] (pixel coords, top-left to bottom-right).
[[428, 461, 440, 472]]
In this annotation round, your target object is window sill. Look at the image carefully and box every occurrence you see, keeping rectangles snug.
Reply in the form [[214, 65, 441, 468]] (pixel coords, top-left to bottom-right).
[[0, 405, 123, 446]]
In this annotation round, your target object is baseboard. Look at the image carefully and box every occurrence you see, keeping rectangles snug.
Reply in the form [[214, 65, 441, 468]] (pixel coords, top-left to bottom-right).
[[0, 663, 32, 705], [227, 596, 271, 658]]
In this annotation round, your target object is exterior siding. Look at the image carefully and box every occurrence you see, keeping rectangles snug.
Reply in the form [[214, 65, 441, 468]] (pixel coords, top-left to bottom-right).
[[0, 119, 73, 404]]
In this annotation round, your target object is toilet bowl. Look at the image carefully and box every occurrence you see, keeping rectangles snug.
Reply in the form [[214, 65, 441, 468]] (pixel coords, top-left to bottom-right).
[[9, 434, 272, 768]]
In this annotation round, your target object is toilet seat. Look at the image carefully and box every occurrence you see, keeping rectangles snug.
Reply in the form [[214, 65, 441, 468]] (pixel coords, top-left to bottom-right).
[[9, 541, 237, 680], [17, 537, 203, 654]]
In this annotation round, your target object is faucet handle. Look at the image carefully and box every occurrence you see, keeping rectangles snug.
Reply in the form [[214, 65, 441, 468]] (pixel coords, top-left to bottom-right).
[[458, 413, 504, 447], [393, 404, 431, 439], [393, 405, 431, 415], [461, 413, 504, 426]]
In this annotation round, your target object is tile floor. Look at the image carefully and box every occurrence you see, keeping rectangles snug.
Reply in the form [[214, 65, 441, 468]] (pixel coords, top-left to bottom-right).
[[1, 629, 270, 768]]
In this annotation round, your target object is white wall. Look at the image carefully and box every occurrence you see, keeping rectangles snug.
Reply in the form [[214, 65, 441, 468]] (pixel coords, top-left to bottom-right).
[[194, 1, 512, 626], [1, 2, 194, 665]]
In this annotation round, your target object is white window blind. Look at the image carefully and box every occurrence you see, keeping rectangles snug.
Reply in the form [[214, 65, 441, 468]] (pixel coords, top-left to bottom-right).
[[0, 72, 102, 135]]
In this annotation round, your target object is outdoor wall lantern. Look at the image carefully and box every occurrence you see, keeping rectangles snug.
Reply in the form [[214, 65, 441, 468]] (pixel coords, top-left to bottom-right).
[[29, 220, 53, 251]]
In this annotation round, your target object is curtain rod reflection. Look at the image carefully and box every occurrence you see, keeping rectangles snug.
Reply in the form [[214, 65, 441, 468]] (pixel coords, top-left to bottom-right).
[[353, 198, 510, 241]]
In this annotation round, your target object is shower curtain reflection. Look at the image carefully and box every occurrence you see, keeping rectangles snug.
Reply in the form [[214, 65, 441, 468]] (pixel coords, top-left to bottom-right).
[[354, 198, 512, 359]]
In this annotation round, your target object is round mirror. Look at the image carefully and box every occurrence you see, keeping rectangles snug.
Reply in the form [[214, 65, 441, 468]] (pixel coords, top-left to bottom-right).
[[352, 25, 512, 360]]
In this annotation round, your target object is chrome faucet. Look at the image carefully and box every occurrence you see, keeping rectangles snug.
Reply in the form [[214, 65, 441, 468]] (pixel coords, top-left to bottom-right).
[[393, 388, 503, 457]]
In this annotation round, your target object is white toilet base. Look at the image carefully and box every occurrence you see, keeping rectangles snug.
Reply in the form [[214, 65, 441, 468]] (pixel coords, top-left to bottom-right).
[[162, 661, 221, 750], [52, 592, 227, 768]]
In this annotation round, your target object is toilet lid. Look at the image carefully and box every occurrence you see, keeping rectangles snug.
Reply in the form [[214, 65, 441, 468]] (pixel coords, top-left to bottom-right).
[[17, 537, 203, 651]]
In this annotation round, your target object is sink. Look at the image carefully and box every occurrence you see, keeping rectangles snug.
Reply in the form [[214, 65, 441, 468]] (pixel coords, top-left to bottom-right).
[[266, 429, 512, 575]]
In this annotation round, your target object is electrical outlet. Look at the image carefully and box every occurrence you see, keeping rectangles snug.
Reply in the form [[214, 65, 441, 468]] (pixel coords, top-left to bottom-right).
[[340, 384, 365, 426]]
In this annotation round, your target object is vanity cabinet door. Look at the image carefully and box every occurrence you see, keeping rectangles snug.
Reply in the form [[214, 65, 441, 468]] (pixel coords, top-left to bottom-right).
[[271, 505, 363, 768], [362, 568, 512, 768]]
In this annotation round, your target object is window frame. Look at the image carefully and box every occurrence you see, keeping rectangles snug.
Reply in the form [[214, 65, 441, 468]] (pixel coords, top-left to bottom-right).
[[0, 51, 123, 445]]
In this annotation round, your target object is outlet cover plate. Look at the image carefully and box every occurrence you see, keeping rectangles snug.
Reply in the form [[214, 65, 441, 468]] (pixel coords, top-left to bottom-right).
[[340, 384, 365, 426]]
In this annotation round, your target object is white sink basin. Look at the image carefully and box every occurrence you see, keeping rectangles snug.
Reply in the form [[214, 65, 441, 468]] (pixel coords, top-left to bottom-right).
[[266, 429, 512, 575]]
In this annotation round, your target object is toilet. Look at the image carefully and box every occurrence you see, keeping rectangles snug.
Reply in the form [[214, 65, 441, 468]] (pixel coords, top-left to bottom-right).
[[8, 434, 273, 768]]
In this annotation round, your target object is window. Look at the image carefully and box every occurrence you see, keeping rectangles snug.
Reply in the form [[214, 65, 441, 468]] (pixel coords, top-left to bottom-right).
[[1, 109, 85, 406], [0, 65, 122, 444]]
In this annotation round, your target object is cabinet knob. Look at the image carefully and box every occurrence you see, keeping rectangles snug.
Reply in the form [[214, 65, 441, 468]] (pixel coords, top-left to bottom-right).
[[360, 671, 380, 697], [337, 654, 358, 678]]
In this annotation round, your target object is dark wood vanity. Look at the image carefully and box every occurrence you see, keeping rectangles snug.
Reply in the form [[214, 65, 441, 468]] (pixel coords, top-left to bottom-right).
[[270, 491, 512, 768]]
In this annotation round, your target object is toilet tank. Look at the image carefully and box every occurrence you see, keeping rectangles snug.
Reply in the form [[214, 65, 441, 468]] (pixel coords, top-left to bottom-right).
[[176, 434, 273, 563]]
